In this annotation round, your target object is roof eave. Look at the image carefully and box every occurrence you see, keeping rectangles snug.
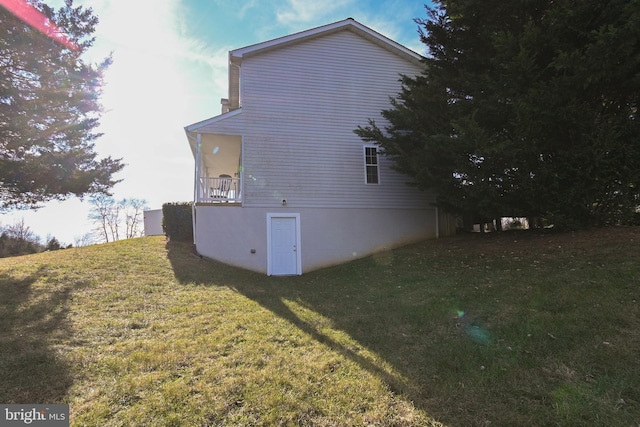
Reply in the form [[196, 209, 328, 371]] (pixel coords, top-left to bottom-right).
[[230, 18, 423, 65], [184, 108, 243, 134]]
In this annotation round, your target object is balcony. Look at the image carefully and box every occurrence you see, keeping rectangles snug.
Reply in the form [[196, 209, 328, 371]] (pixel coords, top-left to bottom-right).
[[197, 176, 241, 204]]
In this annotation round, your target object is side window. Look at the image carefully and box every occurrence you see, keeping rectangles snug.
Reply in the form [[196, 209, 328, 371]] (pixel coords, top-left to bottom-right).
[[364, 146, 379, 184]]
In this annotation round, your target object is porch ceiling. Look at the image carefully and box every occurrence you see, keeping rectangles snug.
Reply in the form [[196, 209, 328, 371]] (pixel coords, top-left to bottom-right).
[[199, 134, 242, 176]]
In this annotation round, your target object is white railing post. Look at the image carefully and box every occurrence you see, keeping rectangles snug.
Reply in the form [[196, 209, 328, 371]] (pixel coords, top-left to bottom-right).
[[194, 134, 202, 202]]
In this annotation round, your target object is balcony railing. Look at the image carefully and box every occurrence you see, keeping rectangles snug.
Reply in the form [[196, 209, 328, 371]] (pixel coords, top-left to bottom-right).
[[198, 176, 241, 203]]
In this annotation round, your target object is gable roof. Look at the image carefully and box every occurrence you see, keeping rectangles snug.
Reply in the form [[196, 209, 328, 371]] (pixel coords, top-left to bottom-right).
[[229, 18, 423, 66], [186, 18, 424, 132]]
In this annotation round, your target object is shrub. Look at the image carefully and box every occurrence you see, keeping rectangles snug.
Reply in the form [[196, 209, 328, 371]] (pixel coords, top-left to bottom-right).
[[162, 202, 193, 241], [45, 237, 62, 251]]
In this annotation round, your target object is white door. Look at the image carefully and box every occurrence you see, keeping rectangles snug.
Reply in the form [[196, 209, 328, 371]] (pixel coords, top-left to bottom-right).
[[267, 214, 301, 275]]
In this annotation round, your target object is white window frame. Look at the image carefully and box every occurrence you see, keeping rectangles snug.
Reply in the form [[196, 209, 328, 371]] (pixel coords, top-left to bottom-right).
[[363, 145, 380, 185]]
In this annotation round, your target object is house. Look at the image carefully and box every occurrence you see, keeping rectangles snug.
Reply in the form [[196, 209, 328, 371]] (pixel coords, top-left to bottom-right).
[[184, 18, 455, 275]]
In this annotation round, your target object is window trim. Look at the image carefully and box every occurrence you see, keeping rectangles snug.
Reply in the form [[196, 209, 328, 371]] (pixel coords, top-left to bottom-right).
[[363, 145, 380, 185]]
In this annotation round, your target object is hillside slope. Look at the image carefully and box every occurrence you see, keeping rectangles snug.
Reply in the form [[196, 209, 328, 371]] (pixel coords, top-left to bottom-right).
[[1, 228, 639, 426]]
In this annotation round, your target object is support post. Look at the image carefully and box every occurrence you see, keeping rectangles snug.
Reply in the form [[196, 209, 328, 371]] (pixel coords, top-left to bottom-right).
[[192, 133, 201, 244]]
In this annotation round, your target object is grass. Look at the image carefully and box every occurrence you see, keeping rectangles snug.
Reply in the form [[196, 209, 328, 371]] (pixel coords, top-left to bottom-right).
[[0, 227, 639, 426]]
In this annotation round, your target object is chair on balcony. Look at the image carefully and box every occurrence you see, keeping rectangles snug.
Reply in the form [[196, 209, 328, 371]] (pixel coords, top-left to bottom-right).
[[214, 174, 232, 199]]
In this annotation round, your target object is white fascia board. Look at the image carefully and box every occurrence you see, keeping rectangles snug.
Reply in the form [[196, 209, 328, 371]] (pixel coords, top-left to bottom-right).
[[184, 108, 243, 133], [184, 108, 243, 156], [230, 18, 423, 65]]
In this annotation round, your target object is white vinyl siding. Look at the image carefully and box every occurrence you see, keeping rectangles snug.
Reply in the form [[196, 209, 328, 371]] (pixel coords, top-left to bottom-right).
[[235, 29, 435, 208]]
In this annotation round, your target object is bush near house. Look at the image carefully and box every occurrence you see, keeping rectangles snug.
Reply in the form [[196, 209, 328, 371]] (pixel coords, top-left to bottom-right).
[[162, 202, 193, 241]]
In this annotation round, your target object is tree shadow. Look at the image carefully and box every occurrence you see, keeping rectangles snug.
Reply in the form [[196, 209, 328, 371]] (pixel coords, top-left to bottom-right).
[[166, 241, 447, 417], [0, 268, 74, 403]]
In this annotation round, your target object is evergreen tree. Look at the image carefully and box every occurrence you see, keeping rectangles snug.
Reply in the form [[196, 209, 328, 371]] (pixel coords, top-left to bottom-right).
[[45, 236, 62, 251], [0, 0, 123, 210], [356, 0, 640, 228]]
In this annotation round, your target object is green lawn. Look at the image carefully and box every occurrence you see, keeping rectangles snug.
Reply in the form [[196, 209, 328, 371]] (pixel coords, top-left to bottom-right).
[[0, 227, 639, 426]]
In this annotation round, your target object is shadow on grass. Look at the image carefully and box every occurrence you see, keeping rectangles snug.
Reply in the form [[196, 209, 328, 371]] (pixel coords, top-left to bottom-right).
[[165, 241, 461, 421], [165, 229, 640, 426], [0, 268, 74, 403]]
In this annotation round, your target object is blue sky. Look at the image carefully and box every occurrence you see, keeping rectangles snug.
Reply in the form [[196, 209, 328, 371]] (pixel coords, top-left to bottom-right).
[[4, 0, 431, 245]]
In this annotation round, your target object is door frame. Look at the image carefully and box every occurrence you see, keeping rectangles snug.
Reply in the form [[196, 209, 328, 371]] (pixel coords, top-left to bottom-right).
[[266, 213, 302, 276]]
